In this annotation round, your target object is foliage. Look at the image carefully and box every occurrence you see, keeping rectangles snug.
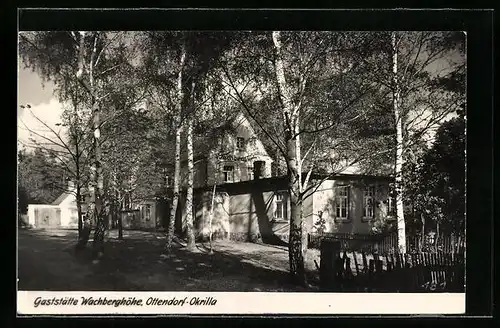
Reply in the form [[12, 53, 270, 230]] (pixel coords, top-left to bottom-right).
[[404, 114, 465, 235], [355, 31, 466, 170], [18, 148, 66, 211], [18, 30, 466, 275], [220, 32, 387, 175], [19, 31, 148, 248]]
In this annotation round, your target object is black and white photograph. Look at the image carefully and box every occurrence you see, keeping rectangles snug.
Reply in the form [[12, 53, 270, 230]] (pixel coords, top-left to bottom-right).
[[16, 9, 475, 315]]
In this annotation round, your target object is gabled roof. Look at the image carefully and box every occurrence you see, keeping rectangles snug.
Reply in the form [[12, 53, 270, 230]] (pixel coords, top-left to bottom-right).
[[182, 111, 273, 162], [51, 191, 73, 205], [51, 186, 80, 205]]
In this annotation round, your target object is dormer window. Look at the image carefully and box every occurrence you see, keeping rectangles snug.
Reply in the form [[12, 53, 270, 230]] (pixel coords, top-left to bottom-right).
[[236, 137, 245, 151]]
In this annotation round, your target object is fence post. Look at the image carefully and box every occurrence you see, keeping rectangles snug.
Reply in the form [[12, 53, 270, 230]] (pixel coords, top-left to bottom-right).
[[319, 240, 342, 292], [353, 250, 360, 276], [362, 251, 368, 273]]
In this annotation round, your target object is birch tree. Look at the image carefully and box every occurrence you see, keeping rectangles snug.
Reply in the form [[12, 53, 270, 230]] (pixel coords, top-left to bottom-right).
[[19, 98, 93, 237], [143, 32, 236, 251], [220, 31, 382, 285], [97, 38, 152, 239], [171, 42, 187, 250], [391, 32, 407, 252], [19, 31, 137, 257], [19, 32, 95, 239], [182, 32, 236, 250], [271, 31, 307, 282], [73, 31, 124, 256], [141, 32, 187, 251], [362, 31, 466, 252], [185, 89, 195, 249]]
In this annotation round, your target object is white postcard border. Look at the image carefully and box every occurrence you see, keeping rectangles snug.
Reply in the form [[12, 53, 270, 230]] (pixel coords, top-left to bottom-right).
[[17, 291, 466, 315]]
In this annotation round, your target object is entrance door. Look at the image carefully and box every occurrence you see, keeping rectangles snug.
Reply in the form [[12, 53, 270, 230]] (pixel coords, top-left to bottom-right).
[[34, 208, 61, 228]]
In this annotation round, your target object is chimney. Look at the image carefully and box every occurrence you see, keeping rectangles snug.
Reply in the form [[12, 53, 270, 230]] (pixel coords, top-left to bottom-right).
[[254, 161, 265, 180]]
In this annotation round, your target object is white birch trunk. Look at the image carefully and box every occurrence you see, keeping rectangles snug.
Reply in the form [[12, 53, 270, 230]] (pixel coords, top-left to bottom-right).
[[165, 39, 187, 251], [185, 118, 195, 249], [392, 31, 407, 254], [74, 30, 97, 251], [208, 183, 216, 254], [272, 31, 306, 285]]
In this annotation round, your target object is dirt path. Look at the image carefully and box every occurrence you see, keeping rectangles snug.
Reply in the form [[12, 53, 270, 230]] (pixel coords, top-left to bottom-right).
[[18, 229, 319, 292]]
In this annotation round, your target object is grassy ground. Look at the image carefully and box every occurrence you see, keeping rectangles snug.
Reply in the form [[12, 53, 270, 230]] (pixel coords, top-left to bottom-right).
[[18, 228, 321, 292]]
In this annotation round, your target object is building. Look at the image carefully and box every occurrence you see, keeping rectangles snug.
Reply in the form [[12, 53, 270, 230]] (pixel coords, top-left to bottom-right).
[[174, 173, 395, 244], [26, 179, 160, 231], [154, 112, 394, 241], [179, 112, 274, 188], [129, 111, 396, 241], [119, 198, 158, 231], [27, 182, 80, 229]]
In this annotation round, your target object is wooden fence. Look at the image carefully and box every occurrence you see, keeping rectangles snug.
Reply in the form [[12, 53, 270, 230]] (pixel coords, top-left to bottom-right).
[[309, 232, 465, 255], [318, 241, 465, 292]]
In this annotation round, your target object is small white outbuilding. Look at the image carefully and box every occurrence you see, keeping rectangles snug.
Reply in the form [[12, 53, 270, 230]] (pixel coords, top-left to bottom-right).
[[27, 181, 79, 229]]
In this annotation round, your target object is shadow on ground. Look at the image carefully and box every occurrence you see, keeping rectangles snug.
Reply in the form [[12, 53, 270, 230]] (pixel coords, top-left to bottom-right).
[[18, 228, 319, 292]]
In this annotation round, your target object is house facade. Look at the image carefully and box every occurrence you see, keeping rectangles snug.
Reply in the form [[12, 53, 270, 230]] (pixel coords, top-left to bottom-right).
[[119, 199, 159, 230], [130, 112, 396, 240], [173, 174, 395, 243], [309, 175, 395, 235], [180, 112, 274, 189]]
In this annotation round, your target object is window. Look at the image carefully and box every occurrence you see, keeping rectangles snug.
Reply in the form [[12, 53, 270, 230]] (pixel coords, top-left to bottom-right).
[[275, 192, 288, 220], [145, 205, 151, 221], [387, 195, 396, 217], [247, 166, 254, 180], [236, 137, 245, 151], [363, 186, 375, 219], [335, 186, 349, 219], [222, 165, 234, 183]]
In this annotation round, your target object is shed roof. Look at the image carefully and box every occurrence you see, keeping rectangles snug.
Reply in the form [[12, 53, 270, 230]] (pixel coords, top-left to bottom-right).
[[51, 191, 72, 205]]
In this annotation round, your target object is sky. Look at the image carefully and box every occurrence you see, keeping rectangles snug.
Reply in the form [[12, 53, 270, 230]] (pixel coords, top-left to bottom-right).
[[17, 60, 66, 152]]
